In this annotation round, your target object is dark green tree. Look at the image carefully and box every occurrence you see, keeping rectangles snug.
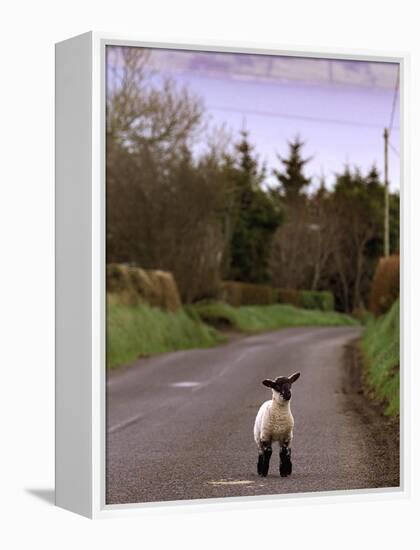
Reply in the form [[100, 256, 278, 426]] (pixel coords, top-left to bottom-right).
[[227, 131, 283, 283], [272, 136, 312, 205], [268, 137, 313, 289], [329, 165, 384, 311]]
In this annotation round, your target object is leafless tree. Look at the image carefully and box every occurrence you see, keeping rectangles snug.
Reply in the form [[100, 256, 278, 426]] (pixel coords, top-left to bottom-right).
[[107, 47, 204, 156], [269, 202, 313, 289], [106, 48, 231, 301]]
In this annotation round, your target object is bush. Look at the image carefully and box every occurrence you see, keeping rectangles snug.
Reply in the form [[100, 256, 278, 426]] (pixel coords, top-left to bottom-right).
[[369, 255, 399, 317], [107, 263, 182, 311], [221, 281, 277, 306], [277, 288, 301, 307], [298, 290, 335, 311], [276, 289, 335, 311]]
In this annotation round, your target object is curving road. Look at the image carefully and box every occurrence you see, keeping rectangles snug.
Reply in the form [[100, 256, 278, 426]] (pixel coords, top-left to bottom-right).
[[106, 327, 399, 505]]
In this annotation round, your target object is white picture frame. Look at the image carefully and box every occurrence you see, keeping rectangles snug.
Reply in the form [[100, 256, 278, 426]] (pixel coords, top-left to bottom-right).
[[55, 31, 409, 518]]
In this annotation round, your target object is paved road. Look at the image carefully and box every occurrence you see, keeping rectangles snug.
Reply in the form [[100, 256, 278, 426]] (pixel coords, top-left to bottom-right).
[[106, 327, 399, 505]]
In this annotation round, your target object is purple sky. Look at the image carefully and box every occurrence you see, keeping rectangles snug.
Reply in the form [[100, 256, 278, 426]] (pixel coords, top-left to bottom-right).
[[108, 47, 400, 192]]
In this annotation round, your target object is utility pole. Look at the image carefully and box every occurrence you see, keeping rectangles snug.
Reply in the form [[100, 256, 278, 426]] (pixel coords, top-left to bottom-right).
[[384, 127, 389, 257]]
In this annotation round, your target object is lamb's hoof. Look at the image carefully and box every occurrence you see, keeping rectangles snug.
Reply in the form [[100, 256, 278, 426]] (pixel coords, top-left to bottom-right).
[[280, 463, 292, 477]]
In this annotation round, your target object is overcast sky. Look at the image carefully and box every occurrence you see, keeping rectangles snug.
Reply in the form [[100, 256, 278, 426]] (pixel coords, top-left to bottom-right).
[[108, 47, 400, 192]]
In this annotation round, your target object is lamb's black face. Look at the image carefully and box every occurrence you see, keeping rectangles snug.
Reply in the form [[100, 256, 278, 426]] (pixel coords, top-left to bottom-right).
[[262, 372, 300, 401], [271, 378, 292, 400]]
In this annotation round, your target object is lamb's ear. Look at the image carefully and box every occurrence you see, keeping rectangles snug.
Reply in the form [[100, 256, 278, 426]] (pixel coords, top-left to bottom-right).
[[288, 372, 301, 384], [262, 379, 275, 388]]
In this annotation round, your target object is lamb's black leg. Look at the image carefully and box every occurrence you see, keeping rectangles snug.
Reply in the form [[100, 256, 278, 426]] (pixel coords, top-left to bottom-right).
[[280, 445, 292, 477], [258, 441, 272, 477], [257, 453, 264, 476]]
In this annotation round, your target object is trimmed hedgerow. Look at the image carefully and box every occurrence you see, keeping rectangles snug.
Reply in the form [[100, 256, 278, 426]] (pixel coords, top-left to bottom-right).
[[106, 263, 182, 312], [369, 255, 399, 317], [221, 281, 277, 306], [299, 290, 335, 312], [277, 288, 301, 308]]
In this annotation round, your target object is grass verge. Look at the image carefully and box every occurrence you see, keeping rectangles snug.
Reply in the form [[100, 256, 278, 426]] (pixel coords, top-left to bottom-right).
[[108, 299, 360, 370], [360, 299, 399, 417], [188, 302, 358, 332], [107, 301, 223, 369]]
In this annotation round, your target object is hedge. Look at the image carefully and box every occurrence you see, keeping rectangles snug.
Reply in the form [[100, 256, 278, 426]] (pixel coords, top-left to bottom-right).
[[277, 288, 301, 308], [277, 288, 335, 311], [299, 290, 335, 311], [221, 281, 277, 306], [220, 282, 335, 311], [107, 263, 182, 311], [369, 255, 399, 317]]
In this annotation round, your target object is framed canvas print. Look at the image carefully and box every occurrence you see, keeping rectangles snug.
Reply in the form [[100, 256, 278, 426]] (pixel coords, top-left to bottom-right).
[[55, 32, 408, 518]]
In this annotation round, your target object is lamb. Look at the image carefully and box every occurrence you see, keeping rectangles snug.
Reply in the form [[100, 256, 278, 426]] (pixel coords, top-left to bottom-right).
[[253, 372, 300, 477]]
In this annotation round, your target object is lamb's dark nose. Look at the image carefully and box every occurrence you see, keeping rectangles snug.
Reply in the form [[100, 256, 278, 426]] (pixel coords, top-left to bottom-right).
[[284, 393, 291, 401]]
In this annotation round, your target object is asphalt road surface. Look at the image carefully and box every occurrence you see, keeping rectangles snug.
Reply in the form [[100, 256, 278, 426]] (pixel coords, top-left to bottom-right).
[[106, 327, 399, 505]]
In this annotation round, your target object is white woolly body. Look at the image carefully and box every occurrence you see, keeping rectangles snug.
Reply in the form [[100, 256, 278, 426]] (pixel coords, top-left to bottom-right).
[[254, 394, 294, 450]]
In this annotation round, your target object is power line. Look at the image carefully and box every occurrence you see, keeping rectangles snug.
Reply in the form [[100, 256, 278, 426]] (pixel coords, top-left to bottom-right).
[[388, 65, 400, 136], [383, 65, 400, 258], [208, 104, 398, 130], [389, 140, 400, 158]]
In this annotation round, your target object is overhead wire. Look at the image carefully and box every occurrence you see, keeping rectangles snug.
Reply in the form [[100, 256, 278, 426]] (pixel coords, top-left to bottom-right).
[[209, 104, 397, 130], [388, 65, 400, 137]]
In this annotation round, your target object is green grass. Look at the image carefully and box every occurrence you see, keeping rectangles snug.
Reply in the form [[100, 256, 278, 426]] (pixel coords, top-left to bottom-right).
[[107, 302, 223, 369], [107, 299, 359, 370], [361, 299, 399, 417], [189, 301, 359, 332]]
